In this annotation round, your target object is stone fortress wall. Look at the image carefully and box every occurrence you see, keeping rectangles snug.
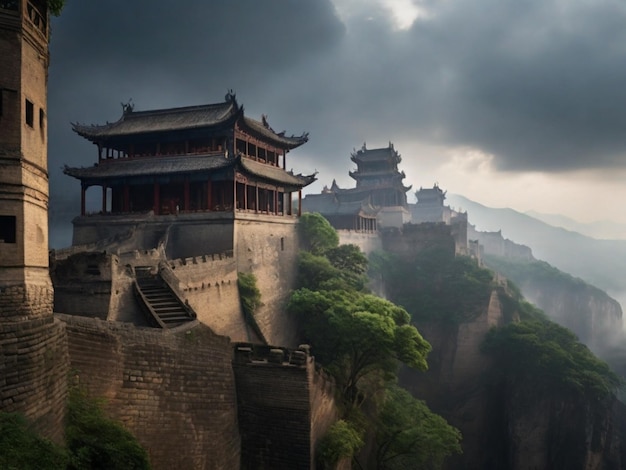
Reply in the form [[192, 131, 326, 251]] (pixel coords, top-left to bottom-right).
[[58, 314, 241, 470]]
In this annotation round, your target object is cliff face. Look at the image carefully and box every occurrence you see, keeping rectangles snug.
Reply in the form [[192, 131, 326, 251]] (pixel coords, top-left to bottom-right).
[[517, 280, 623, 354], [398, 290, 623, 470], [484, 255, 623, 355]]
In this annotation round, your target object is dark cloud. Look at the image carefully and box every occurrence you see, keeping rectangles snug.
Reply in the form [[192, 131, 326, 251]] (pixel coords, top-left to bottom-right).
[[47, 0, 626, 245]]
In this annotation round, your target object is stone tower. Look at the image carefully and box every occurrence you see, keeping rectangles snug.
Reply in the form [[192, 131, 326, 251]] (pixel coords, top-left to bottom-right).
[[0, 0, 67, 440]]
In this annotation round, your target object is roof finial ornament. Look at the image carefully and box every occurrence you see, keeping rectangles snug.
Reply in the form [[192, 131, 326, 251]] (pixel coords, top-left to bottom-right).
[[121, 99, 134, 115], [362, 142, 367, 151], [261, 114, 274, 132], [225, 89, 236, 102]]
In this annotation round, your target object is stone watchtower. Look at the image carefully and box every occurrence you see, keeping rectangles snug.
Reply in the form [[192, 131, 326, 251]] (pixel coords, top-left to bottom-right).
[[0, 0, 67, 440]]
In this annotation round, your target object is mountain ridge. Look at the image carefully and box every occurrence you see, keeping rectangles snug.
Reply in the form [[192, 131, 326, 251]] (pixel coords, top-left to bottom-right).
[[447, 193, 626, 310]]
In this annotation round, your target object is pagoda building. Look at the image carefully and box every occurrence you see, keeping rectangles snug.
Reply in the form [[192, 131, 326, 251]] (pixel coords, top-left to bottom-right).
[[64, 92, 315, 256], [348, 142, 411, 207], [410, 184, 452, 224], [302, 142, 411, 231]]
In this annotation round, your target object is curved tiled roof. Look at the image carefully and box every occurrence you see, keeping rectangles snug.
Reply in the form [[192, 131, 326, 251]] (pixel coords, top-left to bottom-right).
[[239, 157, 316, 188], [72, 101, 240, 141], [63, 154, 316, 189], [72, 96, 308, 150], [64, 154, 233, 182], [241, 116, 308, 149]]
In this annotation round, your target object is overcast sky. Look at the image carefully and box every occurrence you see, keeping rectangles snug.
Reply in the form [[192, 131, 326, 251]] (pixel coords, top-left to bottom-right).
[[47, 0, 626, 246]]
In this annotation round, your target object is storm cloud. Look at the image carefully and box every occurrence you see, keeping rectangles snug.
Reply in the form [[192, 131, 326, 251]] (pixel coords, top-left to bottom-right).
[[47, 0, 626, 241]]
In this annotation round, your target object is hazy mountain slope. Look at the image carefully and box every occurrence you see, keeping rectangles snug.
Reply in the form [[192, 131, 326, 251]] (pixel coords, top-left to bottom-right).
[[525, 210, 626, 240], [448, 194, 626, 308]]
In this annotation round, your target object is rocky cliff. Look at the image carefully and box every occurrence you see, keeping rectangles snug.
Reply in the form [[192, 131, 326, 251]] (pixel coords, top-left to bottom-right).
[[398, 288, 624, 469], [484, 255, 623, 355]]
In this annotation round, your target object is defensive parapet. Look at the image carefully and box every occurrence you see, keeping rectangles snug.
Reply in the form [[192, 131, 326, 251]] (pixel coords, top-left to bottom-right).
[[233, 343, 338, 469]]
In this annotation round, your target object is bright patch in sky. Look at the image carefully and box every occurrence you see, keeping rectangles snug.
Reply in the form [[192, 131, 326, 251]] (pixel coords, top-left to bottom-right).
[[381, 0, 425, 29], [332, 0, 426, 29]]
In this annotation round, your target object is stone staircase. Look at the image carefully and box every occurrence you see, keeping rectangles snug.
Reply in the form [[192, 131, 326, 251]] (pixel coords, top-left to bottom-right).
[[134, 267, 195, 328]]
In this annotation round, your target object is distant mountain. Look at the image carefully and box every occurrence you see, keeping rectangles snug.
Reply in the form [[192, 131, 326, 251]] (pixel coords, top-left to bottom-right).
[[447, 194, 626, 309], [525, 210, 626, 240]]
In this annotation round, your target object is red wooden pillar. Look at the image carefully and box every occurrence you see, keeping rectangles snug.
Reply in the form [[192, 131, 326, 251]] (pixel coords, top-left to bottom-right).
[[244, 183, 248, 210], [101, 185, 107, 213], [123, 184, 130, 212], [153, 182, 160, 215], [81, 184, 86, 216], [298, 190, 302, 217], [184, 178, 190, 212], [274, 189, 278, 215], [255, 185, 259, 213], [288, 192, 292, 216]]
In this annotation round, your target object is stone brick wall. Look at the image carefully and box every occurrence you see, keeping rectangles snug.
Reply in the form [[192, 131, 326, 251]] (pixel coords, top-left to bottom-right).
[[337, 230, 382, 255], [381, 222, 456, 259], [235, 214, 301, 347], [50, 252, 112, 319], [59, 315, 241, 470], [233, 344, 338, 469], [160, 252, 248, 341], [0, 313, 68, 443]]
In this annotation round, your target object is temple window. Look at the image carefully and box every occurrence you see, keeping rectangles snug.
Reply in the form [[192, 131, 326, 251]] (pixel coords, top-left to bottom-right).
[[0, 215, 16, 243], [248, 143, 257, 159], [258, 147, 266, 163], [236, 138, 246, 155], [267, 150, 276, 166], [25, 99, 33, 127]]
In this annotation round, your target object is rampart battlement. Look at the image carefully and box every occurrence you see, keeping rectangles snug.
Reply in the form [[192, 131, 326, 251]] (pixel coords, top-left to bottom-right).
[[234, 342, 312, 368]]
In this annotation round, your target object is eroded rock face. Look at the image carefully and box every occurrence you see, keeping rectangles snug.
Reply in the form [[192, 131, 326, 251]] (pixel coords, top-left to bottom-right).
[[400, 295, 623, 470], [517, 280, 623, 355]]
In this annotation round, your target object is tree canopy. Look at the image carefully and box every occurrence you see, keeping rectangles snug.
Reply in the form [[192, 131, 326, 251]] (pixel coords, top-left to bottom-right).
[[289, 288, 430, 404], [298, 212, 339, 255], [370, 246, 494, 323], [375, 385, 462, 469]]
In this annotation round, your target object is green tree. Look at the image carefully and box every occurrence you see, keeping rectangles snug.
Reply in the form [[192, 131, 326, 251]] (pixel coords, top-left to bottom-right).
[[326, 244, 368, 275], [296, 251, 365, 292], [371, 247, 494, 323], [483, 317, 622, 398], [66, 387, 150, 470], [288, 288, 431, 406], [0, 412, 67, 469], [316, 420, 364, 469], [375, 385, 462, 469], [298, 212, 339, 255]]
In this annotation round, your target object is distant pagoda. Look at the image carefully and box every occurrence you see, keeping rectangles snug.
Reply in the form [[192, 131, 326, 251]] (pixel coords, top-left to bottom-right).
[[302, 142, 411, 231], [348, 142, 412, 207]]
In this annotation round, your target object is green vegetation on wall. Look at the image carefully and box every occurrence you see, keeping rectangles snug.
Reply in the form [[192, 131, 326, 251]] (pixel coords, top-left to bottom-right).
[[0, 413, 67, 469], [0, 386, 150, 470], [237, 271, 267, 344], [66, 386, 151, 470]]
